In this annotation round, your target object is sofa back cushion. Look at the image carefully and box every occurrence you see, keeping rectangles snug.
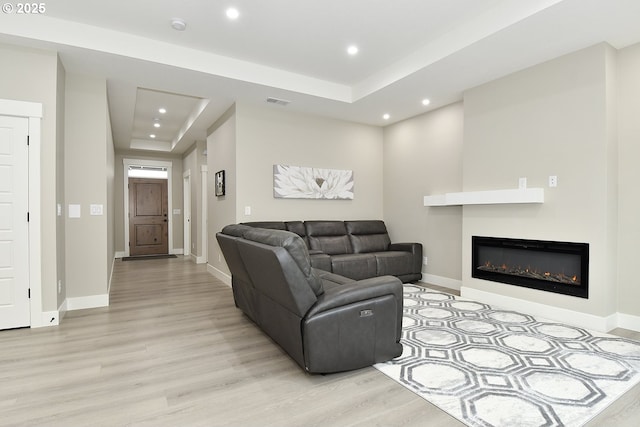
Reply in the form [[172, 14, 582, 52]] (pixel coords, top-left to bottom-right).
[[285, 221, 309, 247], [242, 221, 287, 230], [345, 220, 391, 253], [242, 228, 324, 297], [305, 221, 353, 255]]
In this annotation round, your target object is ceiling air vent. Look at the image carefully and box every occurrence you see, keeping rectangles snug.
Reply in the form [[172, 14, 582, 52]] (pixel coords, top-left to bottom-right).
[[266, 97, 291, 106]]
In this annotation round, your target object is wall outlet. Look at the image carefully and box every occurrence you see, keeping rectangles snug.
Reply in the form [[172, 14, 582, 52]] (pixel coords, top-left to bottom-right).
[[549, 175, 558, 187], [518, 177, 527, 189], [58, 279, 62, 294], [244, 206, 252, 216], [423, 256, 428, 265], [90, 204, 103, 216]]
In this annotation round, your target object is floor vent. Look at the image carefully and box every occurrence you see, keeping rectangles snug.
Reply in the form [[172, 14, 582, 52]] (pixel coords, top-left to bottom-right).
[[266, 97, 291, 106]]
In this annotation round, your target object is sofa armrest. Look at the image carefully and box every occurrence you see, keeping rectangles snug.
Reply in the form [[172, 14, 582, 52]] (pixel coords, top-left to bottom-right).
[[389, 242, 422, 255], [306, 276, 402, 318], [302, 275, 403, 373], [389, 242, 422, 273]]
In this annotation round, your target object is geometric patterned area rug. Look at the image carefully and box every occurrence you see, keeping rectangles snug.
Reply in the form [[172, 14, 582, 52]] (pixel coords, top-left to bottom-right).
[[374, 285, 640, 427]]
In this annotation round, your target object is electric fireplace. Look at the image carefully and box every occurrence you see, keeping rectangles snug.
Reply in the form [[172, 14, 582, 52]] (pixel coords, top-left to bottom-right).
[[472, 236, 589, 298]]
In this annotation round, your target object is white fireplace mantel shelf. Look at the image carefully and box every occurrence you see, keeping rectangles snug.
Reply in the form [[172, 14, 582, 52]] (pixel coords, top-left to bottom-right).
[[423, 188, 544, 206]]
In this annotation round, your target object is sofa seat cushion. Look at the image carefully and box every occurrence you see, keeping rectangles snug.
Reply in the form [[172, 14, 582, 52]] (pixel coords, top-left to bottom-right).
[[374, 251, 415, 277], [315, 269, 356, 291], [331, 254, 376, 280]]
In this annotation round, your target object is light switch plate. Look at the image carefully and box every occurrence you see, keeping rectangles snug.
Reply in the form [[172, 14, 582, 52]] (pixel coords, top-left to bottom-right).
[[68, 204, 81, 218]]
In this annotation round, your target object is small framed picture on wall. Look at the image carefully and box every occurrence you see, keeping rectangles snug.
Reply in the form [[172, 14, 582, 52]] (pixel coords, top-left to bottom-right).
[[215, 170, 225, 196]]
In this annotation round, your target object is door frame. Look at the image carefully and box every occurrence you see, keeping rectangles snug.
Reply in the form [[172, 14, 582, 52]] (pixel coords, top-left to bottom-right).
[[183, 170, 191, 258], [0, 99, 44, 328], [200, 165, 208, 264], [123, 158, 173, 257]]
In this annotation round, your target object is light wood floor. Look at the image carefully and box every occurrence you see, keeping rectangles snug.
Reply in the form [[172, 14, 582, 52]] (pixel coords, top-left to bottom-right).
[[1, 257, 639, 426]]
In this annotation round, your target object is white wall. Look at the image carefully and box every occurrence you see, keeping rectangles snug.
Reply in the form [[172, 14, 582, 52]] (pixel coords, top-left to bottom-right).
[[207, 106, 237, 276], [207, 103, 384, 278], [182, 140, 206, 260], [383, 102, 464, 284], [617, 42, 640, 319], [461, 44, 618, 320], [235, 103, 384, 221], [64, 73, 112, 303], [0, 43, 63, 312]]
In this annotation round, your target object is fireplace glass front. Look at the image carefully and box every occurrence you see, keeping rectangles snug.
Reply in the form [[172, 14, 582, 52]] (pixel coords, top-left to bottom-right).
[[472, 236, 589, 298]]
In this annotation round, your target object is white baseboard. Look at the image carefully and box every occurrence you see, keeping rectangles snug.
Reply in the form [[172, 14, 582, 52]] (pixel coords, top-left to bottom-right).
[[420, 274, 462, 291], [39, 310, 60, 327], [58, 299, 68, 320], [189, 253, 207, 264], [617, 313, 640, 332], [108, 256, 115, 294], [170, 248, 184, 255], [66, 294, 109, 311], [460, 286, 637, 333], [207, 263, 231, 287], [115, 251, 125, 258]]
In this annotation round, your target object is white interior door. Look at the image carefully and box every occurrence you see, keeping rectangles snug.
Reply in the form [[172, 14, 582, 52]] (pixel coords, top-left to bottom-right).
[[0, 115, 30, 329]]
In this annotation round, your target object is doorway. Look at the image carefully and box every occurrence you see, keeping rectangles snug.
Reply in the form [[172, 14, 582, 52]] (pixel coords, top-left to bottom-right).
[[183, 170, 191, 258], [123, 159, 173, 257], [128, 178, 168, 256], [0, 99, 43, 329], [0, 115, 30, 329]]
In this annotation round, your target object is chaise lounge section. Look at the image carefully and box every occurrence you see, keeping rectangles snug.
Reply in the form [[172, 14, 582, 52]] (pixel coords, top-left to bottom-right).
[[216, 224, 404, 374], [243, 220, 422, 283]]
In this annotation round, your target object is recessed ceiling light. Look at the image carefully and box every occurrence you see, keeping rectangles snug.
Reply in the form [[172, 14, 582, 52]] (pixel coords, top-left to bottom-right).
[[153, 122, 161, 128], [150, 134, 156, 139], [422, 98, 431, 106], [383, 113, 390, 120], [226, 7, 240, 20], [171, 19, 187, 31], [158, 108, 167, 114], [347, 45, 359, 55]]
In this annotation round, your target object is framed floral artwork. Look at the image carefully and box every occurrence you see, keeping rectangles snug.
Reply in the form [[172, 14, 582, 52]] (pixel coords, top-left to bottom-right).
[[273, 164, 354, 199]]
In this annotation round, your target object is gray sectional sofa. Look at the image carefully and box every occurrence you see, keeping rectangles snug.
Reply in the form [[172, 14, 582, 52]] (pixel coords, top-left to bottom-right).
[[216, 224, 404, 373], [243, 220, 422, 283]]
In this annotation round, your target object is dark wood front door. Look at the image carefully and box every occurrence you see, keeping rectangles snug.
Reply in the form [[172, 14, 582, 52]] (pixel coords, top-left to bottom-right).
[[129, 178, 168, 256]]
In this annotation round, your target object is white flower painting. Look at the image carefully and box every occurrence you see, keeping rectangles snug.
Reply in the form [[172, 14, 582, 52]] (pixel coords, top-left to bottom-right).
[[273, 165, 354, 200]]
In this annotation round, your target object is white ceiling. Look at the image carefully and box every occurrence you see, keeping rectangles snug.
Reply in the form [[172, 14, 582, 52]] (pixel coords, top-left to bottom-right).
[[1, 0, 640, 154]]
